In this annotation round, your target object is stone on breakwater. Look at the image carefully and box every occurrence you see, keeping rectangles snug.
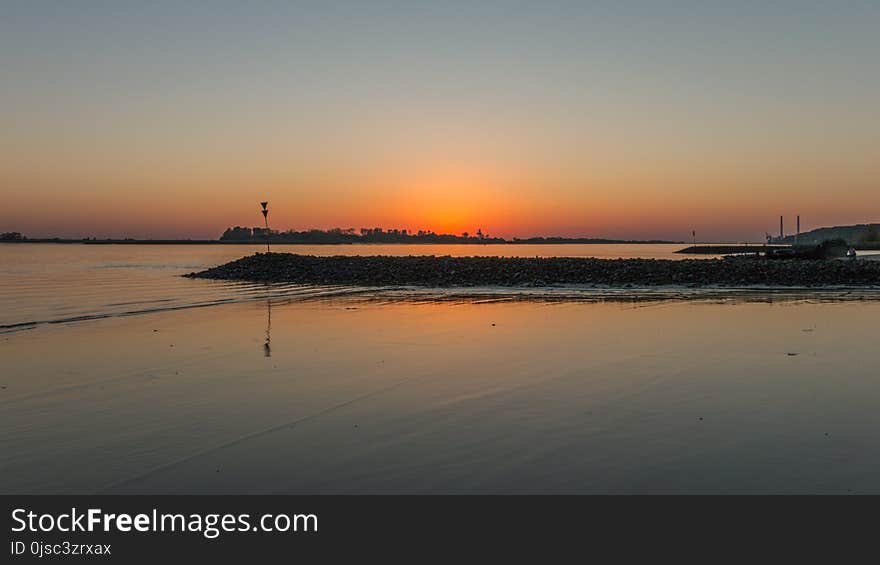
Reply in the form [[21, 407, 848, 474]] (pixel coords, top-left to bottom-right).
[[184, 253, 880, 288]]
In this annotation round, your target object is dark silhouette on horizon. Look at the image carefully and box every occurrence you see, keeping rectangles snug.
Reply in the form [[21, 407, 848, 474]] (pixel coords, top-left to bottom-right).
[[772, 223, 880, 247], [218, 226, 677, 245]]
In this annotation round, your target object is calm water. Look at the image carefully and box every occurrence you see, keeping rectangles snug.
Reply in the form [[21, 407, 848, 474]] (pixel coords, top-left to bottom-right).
[[0, 243, 870, 330], [2, 244, 880, 494], [0, 243, 712, 329]]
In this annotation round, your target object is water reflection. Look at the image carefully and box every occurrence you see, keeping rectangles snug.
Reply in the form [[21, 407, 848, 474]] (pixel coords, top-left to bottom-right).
[[264, 300, 272, 358], [0, 243, 719, 328], [3, 296, 880, 494], [3, 241, 880, 330]]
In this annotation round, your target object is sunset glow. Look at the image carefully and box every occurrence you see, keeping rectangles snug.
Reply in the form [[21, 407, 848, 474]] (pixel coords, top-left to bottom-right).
[[1, 2, 878, 241], [7, 0, 880, 515]]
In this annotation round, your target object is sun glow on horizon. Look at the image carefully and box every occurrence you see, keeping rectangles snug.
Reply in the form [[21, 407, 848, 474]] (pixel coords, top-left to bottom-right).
[[1, 3, 879, 241]]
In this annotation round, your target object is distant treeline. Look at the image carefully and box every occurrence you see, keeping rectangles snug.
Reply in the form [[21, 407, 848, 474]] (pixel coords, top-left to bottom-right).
[[221, 226, 505, 244], [2, 228, 679, 245], [219, 226, 678, 245]]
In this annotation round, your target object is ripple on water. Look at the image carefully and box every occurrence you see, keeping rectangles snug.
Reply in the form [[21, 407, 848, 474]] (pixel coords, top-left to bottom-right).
[[2, 244, 880, 332]]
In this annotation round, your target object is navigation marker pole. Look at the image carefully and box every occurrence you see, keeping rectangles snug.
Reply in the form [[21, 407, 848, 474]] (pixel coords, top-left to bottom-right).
[[261, 201, 270, 253]]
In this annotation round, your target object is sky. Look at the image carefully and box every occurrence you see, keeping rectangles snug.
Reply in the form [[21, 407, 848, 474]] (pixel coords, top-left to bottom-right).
[[1, 1, 878, 241]]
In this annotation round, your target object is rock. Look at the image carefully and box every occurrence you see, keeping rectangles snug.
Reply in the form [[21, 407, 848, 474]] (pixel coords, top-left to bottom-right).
[[184, 254, 880, 288]]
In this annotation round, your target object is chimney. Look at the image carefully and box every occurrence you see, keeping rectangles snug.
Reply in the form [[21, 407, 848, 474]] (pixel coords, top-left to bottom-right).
[[780, 216, 784, 240]]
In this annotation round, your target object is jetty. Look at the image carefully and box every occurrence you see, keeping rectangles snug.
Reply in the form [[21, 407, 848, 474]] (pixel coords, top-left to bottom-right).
[[676, 245, 787, 256], [186, 253, 880, 288], [678, 240, 853, 260]]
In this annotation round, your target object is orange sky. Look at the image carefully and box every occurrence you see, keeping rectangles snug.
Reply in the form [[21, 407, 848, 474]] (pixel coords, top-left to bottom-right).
[[3, 132, 877, 241], [1, 3, 878, 242]]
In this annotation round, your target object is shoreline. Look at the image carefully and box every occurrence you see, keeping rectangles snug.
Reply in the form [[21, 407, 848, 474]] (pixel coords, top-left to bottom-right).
[[8, 285, 880, 336], [186, 253, 880, 288], [1, 239, 682, 245]]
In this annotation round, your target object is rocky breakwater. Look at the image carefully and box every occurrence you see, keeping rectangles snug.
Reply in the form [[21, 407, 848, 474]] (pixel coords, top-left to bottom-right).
[[185, 253, 880, 288]]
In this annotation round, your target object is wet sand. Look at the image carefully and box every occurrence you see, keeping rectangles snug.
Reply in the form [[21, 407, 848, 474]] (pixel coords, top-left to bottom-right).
[[3, 296, 880, 494]]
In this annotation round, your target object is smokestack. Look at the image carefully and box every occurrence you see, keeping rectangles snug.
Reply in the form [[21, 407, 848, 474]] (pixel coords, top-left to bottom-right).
[[796, 215, 800, 246], [780, 216, 784, 240]]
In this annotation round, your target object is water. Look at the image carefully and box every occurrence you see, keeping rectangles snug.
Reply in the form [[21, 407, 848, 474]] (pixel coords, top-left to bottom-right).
[[2, 243, 880, 494], [0, 243, 708, 329], [0, 243, 869, 330]]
